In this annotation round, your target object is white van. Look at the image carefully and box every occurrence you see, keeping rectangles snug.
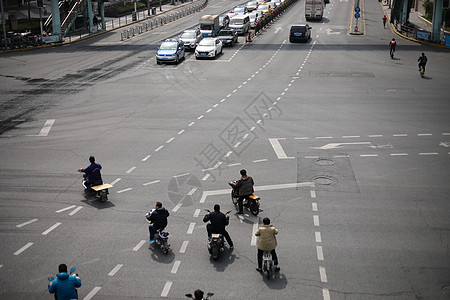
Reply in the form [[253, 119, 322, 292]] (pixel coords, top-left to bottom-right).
[[229, 15, 251, 35]]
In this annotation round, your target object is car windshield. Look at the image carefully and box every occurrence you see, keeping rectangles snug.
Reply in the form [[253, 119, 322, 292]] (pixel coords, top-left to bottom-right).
[[181, 32, 195, 38], [199, 39, 215, 46], [217, 31, 232, 36], [160, 42, 178, 50], [230, 18, 243, 25]]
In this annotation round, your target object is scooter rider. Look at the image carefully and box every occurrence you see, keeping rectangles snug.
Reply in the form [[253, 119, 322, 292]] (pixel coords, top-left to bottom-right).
[[146, 201, 170, 242], [255, 217, 279, 272], [230, 169, 254, 214], [77, 156, 102, 191], [203, 204, 234, 249], [48, 264, 81, 300], [418, 52, 428, 73]]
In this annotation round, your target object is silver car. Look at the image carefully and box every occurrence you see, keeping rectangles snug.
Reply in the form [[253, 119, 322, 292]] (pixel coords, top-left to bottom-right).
[[179, 29, 203, 50]]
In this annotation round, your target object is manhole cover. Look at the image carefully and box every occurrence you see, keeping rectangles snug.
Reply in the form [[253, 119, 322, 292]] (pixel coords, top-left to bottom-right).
[[315, 158, 335, 166], [312, 175, 337, 185], [442, 284, 450, 296]]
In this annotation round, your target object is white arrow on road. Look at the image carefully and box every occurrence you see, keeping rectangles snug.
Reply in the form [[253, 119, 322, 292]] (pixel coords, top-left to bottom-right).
[[274, 27, 283, 33], [326, 28, 340, 35], [312, 142, 370, 150]]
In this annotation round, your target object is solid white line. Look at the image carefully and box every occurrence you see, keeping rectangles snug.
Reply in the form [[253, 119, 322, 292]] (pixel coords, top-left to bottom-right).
[[360, 154, 378, 157], [110, 178, 121, 186], [315, 231, 322, 243], [174, 173, 190, 178], [390, 153, 408, 156], [42, 222, 62, 235], [317, 246, 324, 260], [418, 133, 432, 136], [13, 242, 33, 255], [178, 129, 185, 135], [166, 137, 175, 144], [172, 203, 183, 212], [188, 187, 198, 196], [143, 180, 160, 186], [228, 163, 242, 167], [161, 281, 172, 297], [17, 218, 38, 228], [69, 206, 83, 216], [323, 288, 331, 300], [171, 261, 181, 274], [155, 145, 164, 152], [202, 174, 211, 181], [188, 122, 195, 127], [314, 215, 320, 226], [108, 264, 123, 276], [187, 223, 195, 234], [194, 209, 200, 218], [84, 287, 101, 300], [56, 205, 76, 213], [133, 240, 146, 251], [126, 166, 136, 174], [180, 241, 189, 253], [393, 134, 407, 137], [38, 119, 55, 136], [268, 138, 294, 159], [311, 191, 316, 198], [253, 159, 268, 163], [251, 222, 259, 246], [117, 188, 132, 193], [312, 202, 318, 211], [197, 115, 204, 120], [419, 152, 438, 155], [319, 266, 328, 282]]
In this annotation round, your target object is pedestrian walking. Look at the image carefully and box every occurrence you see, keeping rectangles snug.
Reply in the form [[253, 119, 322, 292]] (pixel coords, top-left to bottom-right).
[[382, 15, 387, 28]]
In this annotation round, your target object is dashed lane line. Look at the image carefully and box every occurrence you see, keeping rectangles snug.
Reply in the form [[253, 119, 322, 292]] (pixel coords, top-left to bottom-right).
[[172, 203, 183, 212], [193, 209, 200, 217], [132, 240, 146, 251], [69, 206, 83, 216], [170, 261, 181, 274], [110, 178, 122, 186], [319, 266, 328, 283], [117, 188, 132, 194], [108, 264, 123, 276], [161, 281, 172, 297], [13, 242, 33, 255], [17, 219, 38, 228], [187, 223, 195, 234], [42, 222, 61, 235], [84, 287, 101, 300], [180, 241, 189, 253], [143, 180, 160, 186], [251, 222, 258, 246], [126, 166, 136, 174], [56, 205, 76, 213]]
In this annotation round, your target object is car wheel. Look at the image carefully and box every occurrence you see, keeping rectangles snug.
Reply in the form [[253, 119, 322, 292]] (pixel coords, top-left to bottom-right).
[[157, 60, 161, 65], [220, 47, 222, 54]]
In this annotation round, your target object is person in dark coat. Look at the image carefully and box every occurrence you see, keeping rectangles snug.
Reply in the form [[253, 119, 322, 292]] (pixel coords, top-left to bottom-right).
[[203, 204, 233, 249], [78, 156, 102, 191], [230, 169, 254, 214], [146, 202, 170, 242]]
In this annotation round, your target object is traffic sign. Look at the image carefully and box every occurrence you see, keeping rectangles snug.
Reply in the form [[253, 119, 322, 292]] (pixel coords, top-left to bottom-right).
[[355, 7, 360, 12], [355, 12, 360, 18]]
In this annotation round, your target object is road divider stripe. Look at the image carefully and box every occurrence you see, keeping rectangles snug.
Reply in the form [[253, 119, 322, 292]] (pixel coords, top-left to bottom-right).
[[311, 191, 316, 198], [13, 242, 33, 255], [126, 167, 136, 174], [69, 206, 83, 216], [178, 129, 185, 135], [174, 173, 190, 178], [419, 152, 439, 155], [228, 163, 242, 167], [108, 264, 123, 276], [180, 241, 189, 253], [133, 240, 146, 251], [17, 219, 38, 228], [117, 188, 132, 193], [319, 266, 328, 282], [166, 137, 175, 143], [315, 232, 322, 243], [155, 145, 164, 152], [143, 180, 160, 186], [37, 119, 55, 136], [323, 288, 331, 300], [84, 287, 101, 300], [202, 174, 211, 181], [172, 203, 183, 212], [194, 209, 200, 217], [56, 205, 76, 213], [253, 159, 268, 163], [188, 187, 198, 196], [188, 122, 195, 127], [161, 281, 172, 297], [314, 215, 320, 226], [390, 153, 408, 156], [42, 222, 61, 235], [187, 223, 195, 234], [312, 202, 318, 211], [110, 178, 122, 186], [317, 246, 324, 261], [142, 155, 151, 161], [251, 222, 259, 246], [171, 261, 181, 274]]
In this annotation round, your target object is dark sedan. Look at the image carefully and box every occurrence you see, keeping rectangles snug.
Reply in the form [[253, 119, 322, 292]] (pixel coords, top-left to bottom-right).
[[289, 24, 312, 42], [216, 29, 239, 46]]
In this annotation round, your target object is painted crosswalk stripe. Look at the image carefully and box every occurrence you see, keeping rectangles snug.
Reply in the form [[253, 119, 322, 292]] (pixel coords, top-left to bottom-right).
[[42, 223, 62, 235], [161, 281, 172, 297], [17, 219, 38, 228], [108, 264, 123, 276], [14, 242, 33, 255], [84, 287, 101, 300]]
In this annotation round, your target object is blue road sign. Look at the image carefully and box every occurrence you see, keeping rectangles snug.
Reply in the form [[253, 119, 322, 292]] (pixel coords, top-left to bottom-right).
[[355, 7, 360, 12], [355, 12, 360, 18]]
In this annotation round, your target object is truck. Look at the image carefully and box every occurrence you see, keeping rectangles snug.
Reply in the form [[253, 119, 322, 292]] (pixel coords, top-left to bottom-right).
[[199, 14, 220, 37], [305, 0, 325, 20]]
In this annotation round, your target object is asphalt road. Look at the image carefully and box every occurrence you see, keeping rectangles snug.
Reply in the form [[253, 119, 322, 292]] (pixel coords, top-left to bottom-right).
[[0, 0, 450, 299]]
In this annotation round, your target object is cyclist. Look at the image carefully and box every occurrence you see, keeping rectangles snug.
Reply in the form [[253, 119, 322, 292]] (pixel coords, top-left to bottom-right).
[[389, 38, 396, 58], [418, 52, 427, 74]]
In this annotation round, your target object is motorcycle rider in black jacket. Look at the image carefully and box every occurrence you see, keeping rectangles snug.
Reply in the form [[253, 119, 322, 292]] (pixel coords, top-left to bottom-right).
[[203, 204, 234, 249]]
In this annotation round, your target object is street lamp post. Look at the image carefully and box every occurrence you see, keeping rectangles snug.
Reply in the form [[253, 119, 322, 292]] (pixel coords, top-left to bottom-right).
[[1, 0, 7, 49]]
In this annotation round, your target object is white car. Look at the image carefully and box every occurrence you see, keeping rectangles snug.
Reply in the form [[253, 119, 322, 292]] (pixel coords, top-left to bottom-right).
[[195, 38, 223, 59]]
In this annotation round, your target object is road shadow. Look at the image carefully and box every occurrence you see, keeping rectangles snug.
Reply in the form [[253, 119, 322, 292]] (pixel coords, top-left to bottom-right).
[[257, 269, 288, 289], [149, 243, 176, 264], [80, 192, 116, 209], [209, 247, 236, 272]]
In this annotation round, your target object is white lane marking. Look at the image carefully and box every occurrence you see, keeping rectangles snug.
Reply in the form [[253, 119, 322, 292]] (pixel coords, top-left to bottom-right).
[[166, 137, 175, 144], [17, 219, 38, 228], [420, 152, 439, 155], [252, 159, 268, 163], [117, 188, 132, 193], [180, 241, 189, 253], [313, 142, 370, 150], [226, 94, 232, 98], [390, 153, 408, 156], [56, 205, 76, 213], [443, 133, 450, 135], [323, 288, 331, 300], [243, 133, 249, 139], [161, 281, 172, 297], [108, 264, 123, 276], [133, 240, 146, 251], [178, 129, 185, 135], [126, 166, 136, 174], [193, 209, 200, 218], [393, 134, 407, 137], [42, 222, 61, 235], [142, 154, 152, 161], [143, 180, 160, 186], [187, 223, 195, 234], [268, 138, 294, 159], [418, 133, 432, 136], [317, 246, 324, 260], [250, 126, 256, 131], [319, 266, 328, 282], [315, 231, 322, 243], [174, 173, 190, 178], [369, 135, 383, 137], [233, 89, 237, 93], [311, 191, 316, 198], [69, 206, 83, 216], [202, 174, 211, 181], [171, 261, 181, 274], [155, 145, 164, 152], [343, 135, 360, 138], [188, 187, 198, 196], [314, 215, 320, 226], [110, 178, 121, 186], [37, 119, 56, 136], [295, 137, 309, 140], [305, 156, 320, 159], [213, 104, 219, 108], [228, 163, 242, 167], [197, 115, 204, 120], [13, 242, 33, 255], [312, 202, 318, 211], [316, 136, 333, 139], [234, 141, 242, 148], [224, 151, 233, 158], [188, 122, 195, 127], [206, 109, 212, 113], [251, 222, 259, 246], [172, 203, 183, 212], [360, 154, 378, 157], [84, 287, 101, 300]]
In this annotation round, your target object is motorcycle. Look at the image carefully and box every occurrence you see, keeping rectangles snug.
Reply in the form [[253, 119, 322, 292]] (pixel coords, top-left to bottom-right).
[[205, 209, 231, 260], [262, 251, 274, 280], [79, 172, 111, 202], [48, 267, 79, 299], [185, 291, 214, 299], [146, 211, 171, 254], [229, 180, 260, 216]]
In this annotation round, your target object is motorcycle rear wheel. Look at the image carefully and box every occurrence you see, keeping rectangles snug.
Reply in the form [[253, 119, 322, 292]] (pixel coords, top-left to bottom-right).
[[211, 247, 219, 260], [231, 191, 238, 205], [250, 201, 260, 216]]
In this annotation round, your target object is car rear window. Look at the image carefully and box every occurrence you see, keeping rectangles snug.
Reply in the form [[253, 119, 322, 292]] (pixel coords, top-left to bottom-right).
[[291, 26, 306, 32]]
